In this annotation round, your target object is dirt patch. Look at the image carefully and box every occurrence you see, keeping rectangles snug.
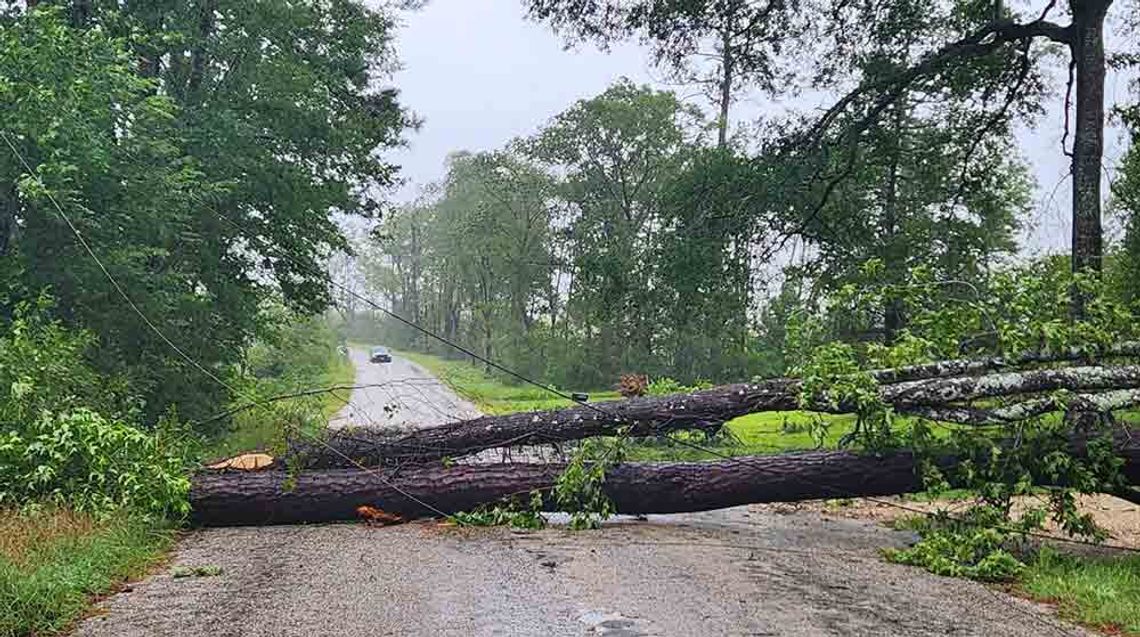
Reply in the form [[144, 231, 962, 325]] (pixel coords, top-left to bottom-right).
[[755, 494, 1140, 550]]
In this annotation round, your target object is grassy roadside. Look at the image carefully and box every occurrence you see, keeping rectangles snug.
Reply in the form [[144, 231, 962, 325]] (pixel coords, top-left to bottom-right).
[[398, 350, 622, 414], [1019, 548, 1140, 635], [0, 509, 175, 637], [200, 348, 355, 460]]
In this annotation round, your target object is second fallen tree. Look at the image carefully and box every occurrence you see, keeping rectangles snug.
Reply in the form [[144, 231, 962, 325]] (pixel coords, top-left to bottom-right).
[[287, 363, 1140, 469]]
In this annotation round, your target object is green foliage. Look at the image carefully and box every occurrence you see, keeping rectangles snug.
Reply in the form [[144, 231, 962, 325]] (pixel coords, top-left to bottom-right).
[[786, 258, 1140, 369], [203, 312, 353, 459], [794, 340, 896, 448], [0, 295, 127, 422], [364, 82, 773, 388], [793, 260, 1134, 580], [0, 2, 413, 425], [399, 351, 620, 415], [0, 300, 190, 518], [0, 409, 191, 519], [0, 509, 174, 637], [886, 509, 1026, 582], [451, 491, 547, 530], [1117, 103, 1140, 307], [554, 436, 627, 530], [1021, 548, 1140, 634], [647, 377, 712, 396]]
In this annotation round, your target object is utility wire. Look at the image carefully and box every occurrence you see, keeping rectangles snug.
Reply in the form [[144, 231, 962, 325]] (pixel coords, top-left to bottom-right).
[[11, 129, 1134, 558], [1, 129, 454, 521]]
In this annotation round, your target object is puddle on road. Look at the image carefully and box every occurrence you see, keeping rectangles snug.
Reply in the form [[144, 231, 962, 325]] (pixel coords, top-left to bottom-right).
[[578, 610, 651, 636]]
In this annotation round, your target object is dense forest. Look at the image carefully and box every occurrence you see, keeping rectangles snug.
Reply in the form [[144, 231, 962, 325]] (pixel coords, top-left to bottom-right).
[[1, 0, 411, 427]]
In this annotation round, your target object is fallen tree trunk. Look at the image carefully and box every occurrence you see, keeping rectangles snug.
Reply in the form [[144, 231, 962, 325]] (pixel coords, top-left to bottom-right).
[[288, 365, 1140, 468], [285, 380, 797, 468], [196, 431, 1140, 526], [870, 342, 1140, 384]]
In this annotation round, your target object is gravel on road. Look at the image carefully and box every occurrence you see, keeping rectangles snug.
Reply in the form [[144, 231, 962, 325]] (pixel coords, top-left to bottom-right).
[[75, 508, 1085, 637]]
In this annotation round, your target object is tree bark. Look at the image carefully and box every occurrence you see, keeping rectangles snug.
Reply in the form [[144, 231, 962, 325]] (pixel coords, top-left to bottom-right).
[[716, 24, 734, 148], [868, 341, 1140, 384], [289, 364, 1140, 468], [187, 0, 217, 95], [195, 430, 1140, 526], [70, 0, 92, 26], [1068, 0, 1111, 283], [286, 383, 758, 469], [0, 183, 17, 259]]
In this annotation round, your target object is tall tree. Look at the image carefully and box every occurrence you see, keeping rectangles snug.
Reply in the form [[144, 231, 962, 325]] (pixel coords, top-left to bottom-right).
[[1116, 100, 1140, 305], [1, 2, 414, 421], [656, 147, 762, 380], [804, 0, 1123, 291], [527, 0, 796, 147], [783, 0, 1031, 341], [526, 81, 701, 380], [527, 0, 1136, 313]]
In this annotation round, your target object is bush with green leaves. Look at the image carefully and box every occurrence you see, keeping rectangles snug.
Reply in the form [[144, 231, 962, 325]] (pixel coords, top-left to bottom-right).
[[886, 509, 1026, 582], [451, 491, 547, 530], [647, 377, 712, 396], [787, 258, 1135, 580], [0, 409, 190, 519], [0, 298, 190, 518]]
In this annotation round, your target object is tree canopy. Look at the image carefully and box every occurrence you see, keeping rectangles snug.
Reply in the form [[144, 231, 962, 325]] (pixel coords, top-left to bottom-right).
[[0, 1, 413, 422]]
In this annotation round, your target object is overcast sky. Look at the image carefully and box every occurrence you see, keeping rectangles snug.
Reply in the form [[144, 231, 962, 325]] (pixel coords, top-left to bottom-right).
[[383, 0, 1133, 256]]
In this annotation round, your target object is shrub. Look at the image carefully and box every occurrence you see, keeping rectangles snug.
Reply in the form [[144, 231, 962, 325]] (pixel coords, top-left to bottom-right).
[[647, 376, 712, 396], [0, 409, 190, 519], [0, 297, 190, 518]]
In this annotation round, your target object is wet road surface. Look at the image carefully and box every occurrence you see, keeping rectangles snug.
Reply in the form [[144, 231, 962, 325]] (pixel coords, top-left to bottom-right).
[[75, 351, 1087, 637], [328, 349, 480, 430]]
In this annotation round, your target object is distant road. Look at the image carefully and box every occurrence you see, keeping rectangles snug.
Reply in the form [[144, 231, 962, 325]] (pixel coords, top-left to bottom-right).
[[328, 348, 480, 430]]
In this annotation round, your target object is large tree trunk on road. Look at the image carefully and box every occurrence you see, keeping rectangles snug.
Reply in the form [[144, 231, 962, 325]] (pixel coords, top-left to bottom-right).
[[197, 430, 1140, 526], [194, 451, 926, 526]]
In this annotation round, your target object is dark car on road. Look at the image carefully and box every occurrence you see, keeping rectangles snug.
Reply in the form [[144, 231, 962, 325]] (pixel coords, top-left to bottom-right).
[[370, 346, 392, 363]]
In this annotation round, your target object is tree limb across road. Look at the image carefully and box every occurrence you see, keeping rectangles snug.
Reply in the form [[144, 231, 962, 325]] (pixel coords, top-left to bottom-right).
[[194, 428, 1140, 526], [285, 362, 1140, 469]]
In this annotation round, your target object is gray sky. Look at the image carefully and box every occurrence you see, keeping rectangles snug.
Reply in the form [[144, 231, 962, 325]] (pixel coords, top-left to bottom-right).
[[386, 1, 652, 200], [384, 0, 1133, 255]]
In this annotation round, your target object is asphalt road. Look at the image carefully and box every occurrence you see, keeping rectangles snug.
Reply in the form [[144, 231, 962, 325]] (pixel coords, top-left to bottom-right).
[[74, 352, 1087, 637], [328, 349, 481, 430]]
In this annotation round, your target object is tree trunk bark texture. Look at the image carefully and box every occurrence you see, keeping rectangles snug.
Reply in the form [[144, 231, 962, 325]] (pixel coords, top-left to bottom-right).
[[195, 430, 1140, 526], [286, 382, 765, 469], [289, 364, 1140, 469], [1068, 0, 1111, 279]]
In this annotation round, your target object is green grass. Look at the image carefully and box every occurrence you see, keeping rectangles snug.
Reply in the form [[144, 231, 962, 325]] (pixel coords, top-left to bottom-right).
[[398, 351, 621, 414], [1021, 548, 1140, 635], [200, 351, 355, 460], [0, 509, 174, 637], [396, 351, 860, 458], [626, 411, 859, 461]]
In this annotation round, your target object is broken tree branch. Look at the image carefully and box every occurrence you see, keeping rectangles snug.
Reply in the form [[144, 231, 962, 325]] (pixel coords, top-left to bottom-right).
[[900, 389, 1140, 425], [868, 341, 1140, 384], [287, 363, 1140, 468]]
